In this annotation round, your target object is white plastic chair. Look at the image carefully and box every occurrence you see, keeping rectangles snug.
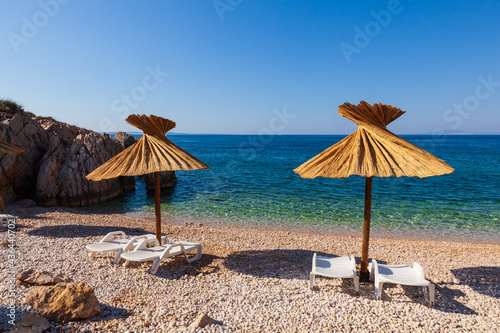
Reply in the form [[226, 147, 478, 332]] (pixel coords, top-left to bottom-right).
[[86, 231, 164, 264], [0, 214, 18, 227], [310, 253, 359, 293], [121, 238, 202, 274], [370, 259, 435, 306]]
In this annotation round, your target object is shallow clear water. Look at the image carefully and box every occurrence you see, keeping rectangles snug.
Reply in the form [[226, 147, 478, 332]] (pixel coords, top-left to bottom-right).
[[94, 135, 500, 242]]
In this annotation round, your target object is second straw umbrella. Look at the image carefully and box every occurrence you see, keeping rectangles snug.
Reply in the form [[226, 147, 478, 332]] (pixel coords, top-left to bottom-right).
[[294, 101, 454, 281]]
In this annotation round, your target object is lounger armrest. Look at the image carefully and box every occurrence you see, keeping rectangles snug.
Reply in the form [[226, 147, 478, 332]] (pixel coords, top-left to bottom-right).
[[412, 262, 425, 280], [134, 238, 160, 251], [159, 242, 186, 259], [122, 235, 150, 252], [312, 253, 317, 271], [100, 231, 127, 243], [350, 255, 356, 274], [371, 259, 379, 282]]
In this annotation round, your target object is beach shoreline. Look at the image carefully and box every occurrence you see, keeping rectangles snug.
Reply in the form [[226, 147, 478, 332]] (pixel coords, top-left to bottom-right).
[[1, 207, 499, 332], [74, 203, 500, 245]]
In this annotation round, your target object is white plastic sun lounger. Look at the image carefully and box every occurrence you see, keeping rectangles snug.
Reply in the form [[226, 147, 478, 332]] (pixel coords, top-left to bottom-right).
[[370, 259, 435, 305], [86, 231, 164, 264], [121, 238, 202, 274], [310, 254, 359, 293], [0, 214, 18, 227]]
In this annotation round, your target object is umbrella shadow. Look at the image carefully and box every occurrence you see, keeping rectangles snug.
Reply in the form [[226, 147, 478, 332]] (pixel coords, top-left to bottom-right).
[[223, 250, 389, 296], [372, 280, 477, 314], [223, 249, 326, 279], [128, 254, 223, 280], [431, 284, 477, 314], [451, 266, 500, 299], [223, 250, 389, 279], [0, 222, 29, 233], [27, 225, 149, 238]]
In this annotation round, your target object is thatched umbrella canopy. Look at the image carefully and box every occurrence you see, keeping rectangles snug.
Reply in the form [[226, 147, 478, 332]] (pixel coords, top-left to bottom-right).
[[0, 140, 23, 154], [294, 101, 454, 281], [87, 114, 209, 244]]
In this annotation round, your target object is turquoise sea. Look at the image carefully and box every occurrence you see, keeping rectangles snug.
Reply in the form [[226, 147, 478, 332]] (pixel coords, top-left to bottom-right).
[[96, 135, 500, 242]]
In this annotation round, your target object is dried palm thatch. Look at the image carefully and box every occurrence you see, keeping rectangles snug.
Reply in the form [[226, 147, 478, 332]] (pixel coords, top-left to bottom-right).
[[87, 114, 209, 181], [0, 140, 23, 154], [294, 101, 454, 280], [294, 101, 454, 179], [87, 114, 209, 244]]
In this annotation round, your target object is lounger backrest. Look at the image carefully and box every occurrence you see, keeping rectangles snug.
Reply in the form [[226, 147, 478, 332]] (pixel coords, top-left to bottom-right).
[[100, 231, 127, 243]]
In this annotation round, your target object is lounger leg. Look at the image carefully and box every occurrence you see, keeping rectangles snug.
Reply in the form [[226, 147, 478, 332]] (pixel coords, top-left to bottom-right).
[[88, 252, 95, 258], [375, 282, 384, 300], [113, 250, 123, 264], [123, 260, 131, 267], [353, 276, 360, 294], [151, 258, 161, 275], [310, 273, 315, 290], [428, 284, 435, 306], [186, 245, 202, 263]]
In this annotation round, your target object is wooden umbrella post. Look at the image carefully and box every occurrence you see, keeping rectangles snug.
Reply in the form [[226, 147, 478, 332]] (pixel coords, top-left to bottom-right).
[[154, 172, 162, 245], [360, 176, 373, 282]]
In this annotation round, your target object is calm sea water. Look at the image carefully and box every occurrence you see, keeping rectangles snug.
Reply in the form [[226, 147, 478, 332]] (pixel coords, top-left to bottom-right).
[[95, 135, 500, 242]]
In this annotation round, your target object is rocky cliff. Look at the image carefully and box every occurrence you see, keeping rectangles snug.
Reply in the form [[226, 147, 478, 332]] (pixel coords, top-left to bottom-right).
[[0, 108, 176, 208]]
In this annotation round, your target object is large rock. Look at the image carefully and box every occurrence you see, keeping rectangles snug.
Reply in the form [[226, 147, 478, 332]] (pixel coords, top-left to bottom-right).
[[144, 171, 177, 191], [16, 269, 73, 287], [25, 282, 101, 322], [9, 312, 50, 333], [114, 131, 137, 148], [13, 199, 37, 208], [0, 110, 140, 206], [0, 194, 4, 212]]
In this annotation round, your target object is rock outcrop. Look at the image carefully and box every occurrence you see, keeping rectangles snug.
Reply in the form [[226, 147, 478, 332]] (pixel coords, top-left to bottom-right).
[[25, 282, 101, 322], [144, 171, 177, 191], [0, 110, 176, 207], [35, 119, 135, 206], [114, 131, 137, 148], [0, 112, 50, 203]]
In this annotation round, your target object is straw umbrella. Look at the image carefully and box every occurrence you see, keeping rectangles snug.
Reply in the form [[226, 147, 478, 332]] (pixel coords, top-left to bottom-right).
[[0, 140, 23, 154], [87, 114, 209, 244], [294, 101, 454, 281]]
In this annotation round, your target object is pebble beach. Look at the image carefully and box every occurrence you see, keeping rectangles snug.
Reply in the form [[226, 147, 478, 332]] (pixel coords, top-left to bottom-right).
[[1, 207, 499, 332]]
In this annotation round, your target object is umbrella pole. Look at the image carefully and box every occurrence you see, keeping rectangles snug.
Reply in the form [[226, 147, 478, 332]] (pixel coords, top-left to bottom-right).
[[360, 176, 373, 282], [154, 172, 162, 245]]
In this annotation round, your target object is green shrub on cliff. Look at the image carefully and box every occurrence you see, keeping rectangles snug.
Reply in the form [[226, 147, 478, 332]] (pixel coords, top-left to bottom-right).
[[0, 99, 49, 119], [0, 99, 25, 114]]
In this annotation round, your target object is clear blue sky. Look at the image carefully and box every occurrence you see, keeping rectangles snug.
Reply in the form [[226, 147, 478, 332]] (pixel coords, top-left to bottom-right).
[[1, 0, 499, 134]]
